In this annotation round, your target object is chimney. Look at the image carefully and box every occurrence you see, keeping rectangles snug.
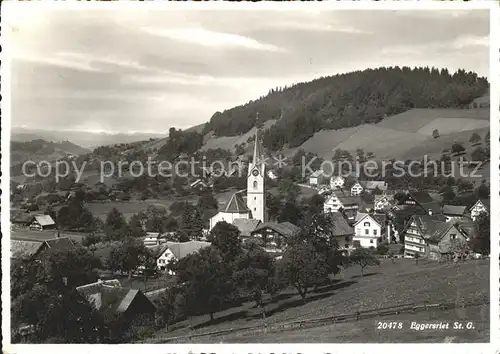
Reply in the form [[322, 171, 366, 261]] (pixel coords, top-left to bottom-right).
[[428, 209, 433, 216]]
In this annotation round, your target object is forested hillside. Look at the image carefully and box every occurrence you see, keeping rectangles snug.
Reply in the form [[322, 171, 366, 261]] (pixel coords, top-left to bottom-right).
[[202, 66, 488, 151]]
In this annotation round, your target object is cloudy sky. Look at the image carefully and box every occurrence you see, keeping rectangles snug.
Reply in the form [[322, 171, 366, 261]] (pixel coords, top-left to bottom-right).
[[8, 9, 489, 134]]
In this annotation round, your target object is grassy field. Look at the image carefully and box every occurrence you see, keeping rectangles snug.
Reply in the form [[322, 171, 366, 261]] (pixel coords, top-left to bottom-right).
[[148, 259, 489, 343], [10, 228, 87, 243]]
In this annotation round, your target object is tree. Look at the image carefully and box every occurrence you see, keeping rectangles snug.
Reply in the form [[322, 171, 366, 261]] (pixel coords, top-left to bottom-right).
[[129, 214, 146, 238], [414, 252, 420, 264], [432, 129, 440, 139], [279, 240, 330, 301], [349, 247, 380, 277], [155, 286, 185, 331], [484, 131, 490, 146], [170, 247, 235, 322], [278, 178, 300, 201], [451, 142, 466, 156], [469, 132, 481, 145], [475, 181, 489, 200], [471, 146, 489, 163], [180, 204, 204, 240], [469, 212, 490, 255], [105, 240, 149, 279], [233, 242, 275, 319], [104, 208, 131, 241], [208, 221, 242, 264], [197, 192, 219, 224]]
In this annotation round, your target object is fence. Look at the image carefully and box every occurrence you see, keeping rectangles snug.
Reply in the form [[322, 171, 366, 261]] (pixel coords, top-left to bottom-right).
[[144, 298, 489, 343]]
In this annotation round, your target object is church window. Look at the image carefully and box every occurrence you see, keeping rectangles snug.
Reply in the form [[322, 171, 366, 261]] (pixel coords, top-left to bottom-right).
[[254, 208, 256, 211], [253, 181, 258, 189], [254, 197, 256, 200]]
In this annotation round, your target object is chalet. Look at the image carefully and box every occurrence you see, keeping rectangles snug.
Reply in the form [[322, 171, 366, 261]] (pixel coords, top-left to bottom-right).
[[29, 215, 56, 231], [209, 192, 251, 230], [76, 279, 156, 320], [403, 214, 467, 260], [404, 191, 441, 216], [442, 205, 468, 222], [330, 176, 345, 189], [323, 191, 361, 222], [250, 221, 301, 254], [329, 212, 354, 253], [353, 213, 387, 248], [155, 240, 211, 273], [11, 212, 33, 228], [309, 170, 327, 186], [470, 199, 489, 221], [143, 232, 167, 248]]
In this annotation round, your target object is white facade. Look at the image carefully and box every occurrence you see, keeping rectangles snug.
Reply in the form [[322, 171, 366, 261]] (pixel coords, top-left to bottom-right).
[[156, 248, 176, 274], [470, 200, 488, 221], [353, 214, 383, 248], [209, 211, 250, 230], [351, 182, 364, 196], [247, 126, 266, 223], [330, 176, 345, 189], [374, 196, 391, 211], [323, 194, 342, 213]]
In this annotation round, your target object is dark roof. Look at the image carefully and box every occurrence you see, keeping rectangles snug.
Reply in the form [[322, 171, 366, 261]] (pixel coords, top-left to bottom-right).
[[224, 193, 250, 213], [408, 191, 435, 204], [411, 214, 449, 241], [421, 202, 442, 215], [442, 205, 467, 216], [11, 212, 33, 224], [252, 221, 301, 238], [359, 181, 388, 191], [329, 213, 354, 236], [232, 218, 261, 237], [11, 240, 45, 259], [337, 195, 362, 206], [44, 237, 75, 252], [477, 198, 490, 212], [76, 279, 122, 298]]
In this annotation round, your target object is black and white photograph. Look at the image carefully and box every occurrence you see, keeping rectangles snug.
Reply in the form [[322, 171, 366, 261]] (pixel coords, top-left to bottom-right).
[[1, 1, 497, 349]]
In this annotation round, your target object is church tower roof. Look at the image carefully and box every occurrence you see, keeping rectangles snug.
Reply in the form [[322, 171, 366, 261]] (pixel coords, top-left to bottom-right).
[[252, 112, 264, 167]]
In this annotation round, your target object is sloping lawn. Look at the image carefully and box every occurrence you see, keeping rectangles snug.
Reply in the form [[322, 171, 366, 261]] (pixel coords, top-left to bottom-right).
[[147, 259, 489, 343]]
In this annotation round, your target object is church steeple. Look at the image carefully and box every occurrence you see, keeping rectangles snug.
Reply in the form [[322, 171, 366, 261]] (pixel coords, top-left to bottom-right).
[[247, 112, 266, 222]]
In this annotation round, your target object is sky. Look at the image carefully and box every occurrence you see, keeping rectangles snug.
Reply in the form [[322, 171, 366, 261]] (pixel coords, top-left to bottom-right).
[[7, 8, 490, 134]]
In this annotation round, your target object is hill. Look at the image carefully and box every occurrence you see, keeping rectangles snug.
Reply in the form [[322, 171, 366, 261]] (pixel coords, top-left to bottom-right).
[[10, 139, 91, 165], [201, 66, 488, 151]]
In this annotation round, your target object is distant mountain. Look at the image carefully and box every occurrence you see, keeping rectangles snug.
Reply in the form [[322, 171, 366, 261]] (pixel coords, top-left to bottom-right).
[[11, 128, 165, 149]]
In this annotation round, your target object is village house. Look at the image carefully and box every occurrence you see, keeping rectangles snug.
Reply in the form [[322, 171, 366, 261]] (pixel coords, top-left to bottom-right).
[[373, 194, 394, 212], [328, 212, 355, 253], [249, 221, 301, 255], [267, 170, 278, 180], [10, 237, 76, 260], [442, 205, 469, 222], [232, 218, 261, 238], [403, 214, 467, 260], [143, 232, 169, 248], [470, 199, 489, 221], [323, 191, 361, 222], [76, 279, 156, 320], [330, 176, 345, 189], [361, 181, 388, 193], [350, 182, 364, 195], [353, 213, 387, 248], [403, 191, 442, 216], [29, 214, 56, 231], [155, 241, 211, 273], [309, 170, 327, 186]]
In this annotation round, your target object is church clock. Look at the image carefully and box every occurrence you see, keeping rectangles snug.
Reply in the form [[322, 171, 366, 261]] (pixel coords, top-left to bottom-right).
[[252, 169, 259, 176]]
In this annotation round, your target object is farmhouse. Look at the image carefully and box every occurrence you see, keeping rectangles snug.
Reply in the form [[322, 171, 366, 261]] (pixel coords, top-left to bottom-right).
[[155, 241, 211, 273], [250, 221, 301, 254], [29, 215, 56, 231], [353, 213, 387, 248], [11, 212, 33, 228], [309, 170, 327, 186], [374, 194, 394, 211], [470, 199, 489, 221], [350, 182, 364, 195], [76, 279, 156, 319], [403, 214, 466, 260], [10, 237, 75, 260], [143, 232, 168, 248], [323, 191, 361, 222], [360, 180, 388, 193], [442, 205, 468, 222], [403, 191, 442, 216]]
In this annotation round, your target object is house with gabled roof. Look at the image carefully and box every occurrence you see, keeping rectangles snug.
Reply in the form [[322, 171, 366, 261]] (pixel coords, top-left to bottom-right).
[[404, 191, 442, 216], [470, 198, 489, 221], [442, 205, 469, 222], [328, 212, 355, 253], [330, 176, 345, 189], [209, 192, 251, 230], [232, 218, 261, 238], [403, 214, 467, 260], [29, 214, 56, 231], [353, 213, 387, 248], [153, 241, 211, 273], [309, 170, 327, 186], [76, 279, 156, 319], [374, 194, 394, 212], [10, 237, 75, 260], [250, 221, 301, 255], [323, 190, 361, 222]]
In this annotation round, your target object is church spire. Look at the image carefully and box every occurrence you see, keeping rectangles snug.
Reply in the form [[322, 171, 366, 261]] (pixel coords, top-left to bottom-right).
[[252, 112, 263, 166]]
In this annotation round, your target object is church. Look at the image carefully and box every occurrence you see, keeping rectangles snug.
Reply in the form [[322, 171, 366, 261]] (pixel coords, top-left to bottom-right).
[[209, 123, 267, 230]]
